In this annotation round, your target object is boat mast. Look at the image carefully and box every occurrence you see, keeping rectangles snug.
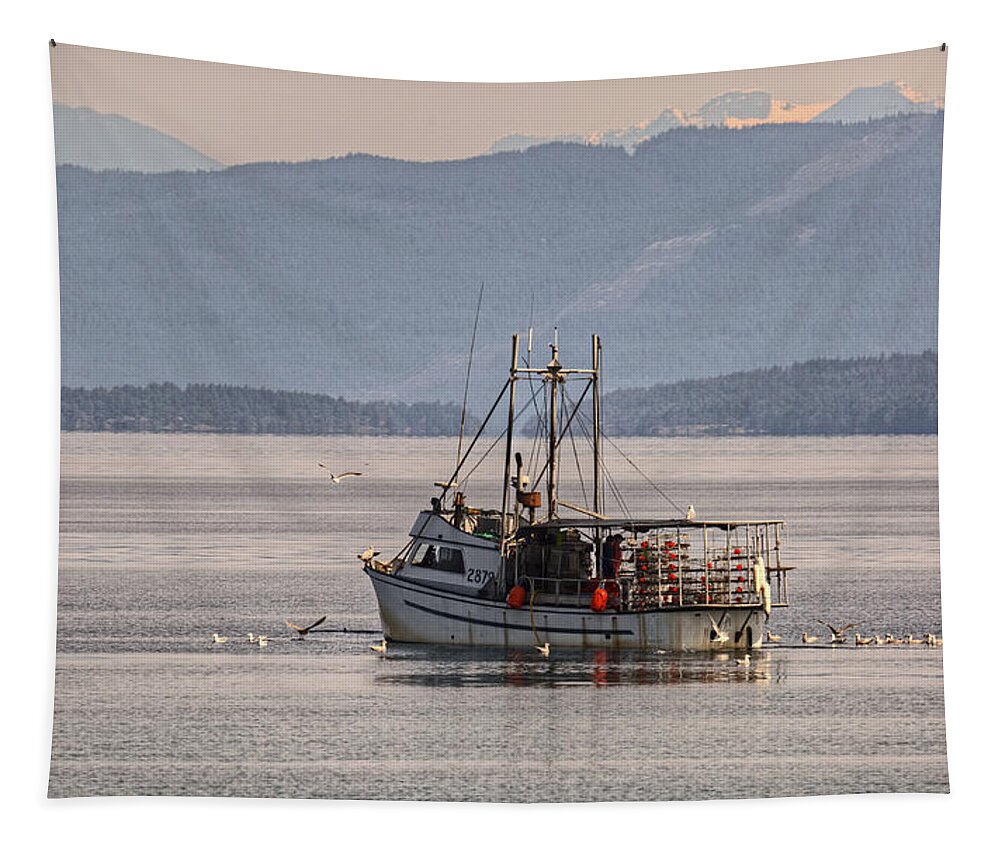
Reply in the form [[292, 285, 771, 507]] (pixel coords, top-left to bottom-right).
[[546, 330, 562, 521], [592, 334, 601, 515], [500, 334, 519, 543]]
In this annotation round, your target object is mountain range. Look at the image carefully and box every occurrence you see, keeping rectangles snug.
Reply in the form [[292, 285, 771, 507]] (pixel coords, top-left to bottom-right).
[[55, 110, 943, 412], [490, 81, 943, 153], [53, 105, 223, 173]]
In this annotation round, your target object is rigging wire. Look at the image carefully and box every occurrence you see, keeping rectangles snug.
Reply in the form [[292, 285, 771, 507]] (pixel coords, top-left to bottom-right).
[[458, 378, 546, 489], [455, 281, 486, 471], [575, 410, 686, 515]]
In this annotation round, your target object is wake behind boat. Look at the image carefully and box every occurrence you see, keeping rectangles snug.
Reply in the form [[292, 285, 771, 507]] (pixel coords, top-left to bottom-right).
[[361, 333, 791, 651]]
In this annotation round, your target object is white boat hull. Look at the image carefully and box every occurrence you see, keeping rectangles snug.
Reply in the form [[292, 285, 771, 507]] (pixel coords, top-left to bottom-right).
[[365, 567, 767, 651]]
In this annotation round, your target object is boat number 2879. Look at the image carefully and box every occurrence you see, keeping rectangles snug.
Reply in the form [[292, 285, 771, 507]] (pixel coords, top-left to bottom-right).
[[465, 568, 496, 585]]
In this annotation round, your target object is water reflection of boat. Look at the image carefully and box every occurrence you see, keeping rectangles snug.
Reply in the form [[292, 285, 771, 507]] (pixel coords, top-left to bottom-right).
[[363, 334, 791, 651], [372, 649, 781, 688]]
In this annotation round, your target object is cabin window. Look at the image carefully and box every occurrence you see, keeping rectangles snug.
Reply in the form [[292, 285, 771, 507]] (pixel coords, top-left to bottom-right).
[[411, 542, 465, 574]]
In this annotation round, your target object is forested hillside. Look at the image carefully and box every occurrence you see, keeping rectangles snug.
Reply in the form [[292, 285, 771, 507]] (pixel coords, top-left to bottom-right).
[[61, 383, 468, 436], [56, 112, 943, 405], [601, 351, 937, 436]]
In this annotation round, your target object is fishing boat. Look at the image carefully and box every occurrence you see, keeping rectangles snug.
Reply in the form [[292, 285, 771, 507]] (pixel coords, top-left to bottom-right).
[[362, 333, 790, 650]]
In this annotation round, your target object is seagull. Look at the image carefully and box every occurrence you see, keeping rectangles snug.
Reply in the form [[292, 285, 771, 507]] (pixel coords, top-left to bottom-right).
[[766, 630, 782, 642], [535, 642, 551, 657], [885, 634, 903, 645], [708, 614, 730, 644], [319, 464, 363, 484], [211, 633, 228, 644], [925, 634, 943, 647], [358, 547, 381, 564], [285, 616, 327, 639], [686, 505, 697, 521], [855, 633, 875, 646], [818, 621, 859, 644], [735, 654, 751, 667], [246, 632, 256, 643], [873, 635, 884, 645], [802, 631, 819, 644], [904, 634, 923, 645], [370, 638, 387, 654], [257, 635, 268, 648]]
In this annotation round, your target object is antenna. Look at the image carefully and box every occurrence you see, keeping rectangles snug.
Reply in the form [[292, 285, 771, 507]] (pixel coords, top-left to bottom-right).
[[456, 281, 486, 473]]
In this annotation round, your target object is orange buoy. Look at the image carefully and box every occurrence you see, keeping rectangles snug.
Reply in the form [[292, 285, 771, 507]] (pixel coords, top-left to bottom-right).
[[591, 587, 609, 612], [507, 585, 526, 609]]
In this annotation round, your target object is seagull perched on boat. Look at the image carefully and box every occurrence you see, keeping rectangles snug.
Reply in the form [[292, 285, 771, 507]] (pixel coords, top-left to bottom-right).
[[370, 638, 387, 654], [686, 505, 697, 521], [211, 633, 228, 644], [818, 621, 859, 644], [318, 464, 363, 484], [766, 630, 782, 643], [708, 614, 730, 644], [855, 633, 875, 646], [285, 616, 327, 639], [535, 642, 551, 657], [358, 547, 381, 565], [802, 631, 819, 644]]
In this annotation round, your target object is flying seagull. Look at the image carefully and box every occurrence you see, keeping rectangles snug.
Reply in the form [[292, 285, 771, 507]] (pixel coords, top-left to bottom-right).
[[285, 616, 327, 639], [708, 614, 730, 644], [319, 463, 363, 484], [818, 621, 859, 643]]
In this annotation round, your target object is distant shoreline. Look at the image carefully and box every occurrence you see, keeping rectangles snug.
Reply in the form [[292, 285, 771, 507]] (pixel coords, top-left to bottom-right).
[[61, 351, 936, 438]]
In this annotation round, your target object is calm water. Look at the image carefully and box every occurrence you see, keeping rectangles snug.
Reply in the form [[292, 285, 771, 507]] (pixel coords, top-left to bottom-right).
[[50, 434, 948, 800]]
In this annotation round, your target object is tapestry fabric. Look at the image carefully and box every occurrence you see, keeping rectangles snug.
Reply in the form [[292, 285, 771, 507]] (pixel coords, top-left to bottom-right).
[[48, 43, 948, 801]]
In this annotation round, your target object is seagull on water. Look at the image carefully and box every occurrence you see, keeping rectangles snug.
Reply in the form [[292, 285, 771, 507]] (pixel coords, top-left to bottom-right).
[[319, 464, 363, 484], [535, 642, 551, 657], [370, 638, 387, 654], [257, 635, 268, 648], [735, 654, 751, 667], [818, 621, 859, 644], [802, 631, 819, 644], [885, 634, 903, 645], [766, 630, 782, 643], [925, 634, 943, 647], [904, 634, 923, 645], [211, 633, 228, 644], [855, 633, 875, 646], [247, 632, 256, 643], [285, 616, 327, 639]]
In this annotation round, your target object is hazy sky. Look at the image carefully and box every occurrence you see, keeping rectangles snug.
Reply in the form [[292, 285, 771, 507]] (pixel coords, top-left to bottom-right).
[[50, 43, 947, 164]]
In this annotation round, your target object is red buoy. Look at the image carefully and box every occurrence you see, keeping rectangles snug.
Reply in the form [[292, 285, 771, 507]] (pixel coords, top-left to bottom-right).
[[591, 587, 609, 612], [507, 585, 526, 609]]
